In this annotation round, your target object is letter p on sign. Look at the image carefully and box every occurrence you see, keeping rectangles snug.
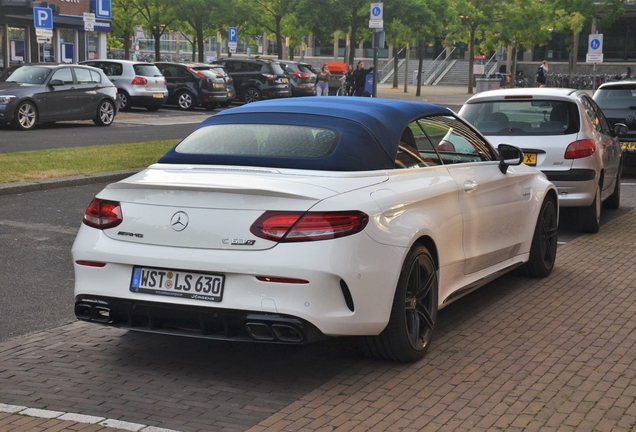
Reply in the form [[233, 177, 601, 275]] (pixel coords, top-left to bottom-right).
[[34, 7, 53, 29]]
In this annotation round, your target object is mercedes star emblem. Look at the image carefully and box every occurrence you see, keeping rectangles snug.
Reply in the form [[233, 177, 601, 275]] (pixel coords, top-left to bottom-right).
[[170, 211, 189, 232]]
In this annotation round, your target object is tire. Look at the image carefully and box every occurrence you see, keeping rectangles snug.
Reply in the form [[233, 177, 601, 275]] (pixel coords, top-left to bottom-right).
[[361, 245, 438, 362], [580, 183, 601, 233], [516, 196, 558, 277], [177, 91, 195, 110], [93, 100, 115, 126], [117, 91, 131, 111], [336, 87, 344, 96], [13, 101, 37, 130], [603, 163, 622, 210], [242, 87, 261, 104]]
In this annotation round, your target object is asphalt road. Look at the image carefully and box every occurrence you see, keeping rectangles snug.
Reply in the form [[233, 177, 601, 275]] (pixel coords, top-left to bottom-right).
[[0, 107, 213, 153]]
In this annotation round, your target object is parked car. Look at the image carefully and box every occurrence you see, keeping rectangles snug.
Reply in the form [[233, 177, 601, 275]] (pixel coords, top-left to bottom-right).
[[460, 88, 627, 233], [593, 81, 636, 166], [80, 59, 168, 111], [211, 57, 291, 103], [278, 60, 316, 96], [204, 64, 236, 107], [72, 98, 558, 362], [154, 62, 235, 110], [0, 64, 117, 131]]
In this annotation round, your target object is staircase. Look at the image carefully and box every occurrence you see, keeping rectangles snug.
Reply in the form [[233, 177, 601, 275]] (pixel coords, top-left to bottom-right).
[[381, 59, 469, 86]]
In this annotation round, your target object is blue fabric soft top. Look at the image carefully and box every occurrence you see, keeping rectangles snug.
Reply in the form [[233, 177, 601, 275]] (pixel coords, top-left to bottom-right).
[[159, 98, 453, 171]]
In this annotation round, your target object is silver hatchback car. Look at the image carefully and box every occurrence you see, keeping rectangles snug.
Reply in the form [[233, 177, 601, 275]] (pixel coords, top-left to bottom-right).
[[460, 88, 627, 233], [80, 60, 168, 111]]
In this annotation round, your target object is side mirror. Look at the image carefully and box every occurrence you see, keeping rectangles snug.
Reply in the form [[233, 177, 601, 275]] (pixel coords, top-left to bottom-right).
[[498, 143, 523, 174], [614, 123, 628, 136], [48, 79, 64, 87]]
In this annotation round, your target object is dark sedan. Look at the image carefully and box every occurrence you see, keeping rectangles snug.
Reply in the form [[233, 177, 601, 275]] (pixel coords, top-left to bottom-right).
[[593, 81, 636, 165], [0, 64, 117, 131]]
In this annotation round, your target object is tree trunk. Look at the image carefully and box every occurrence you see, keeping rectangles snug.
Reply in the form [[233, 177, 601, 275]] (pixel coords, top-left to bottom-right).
[[416, 38, 424, 96], [348, 6, 359, 66], [276, 17, 283, 59], [404, 43, 409, 93], [154, 31, 161, 61], [124, 29, 130, 60], [569, 32, 579, 78]]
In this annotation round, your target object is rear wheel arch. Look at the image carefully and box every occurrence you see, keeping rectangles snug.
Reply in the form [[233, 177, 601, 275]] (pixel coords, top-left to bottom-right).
[[412, 236, 439, 270]]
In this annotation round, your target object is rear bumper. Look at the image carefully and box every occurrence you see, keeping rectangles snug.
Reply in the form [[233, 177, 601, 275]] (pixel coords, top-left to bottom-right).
[[543, 169, 597, 208], [130, 95, 167, 107], [75, 295, 326, 344]]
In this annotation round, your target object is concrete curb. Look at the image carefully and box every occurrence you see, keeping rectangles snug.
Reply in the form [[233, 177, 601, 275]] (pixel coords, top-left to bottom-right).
[[0, 169, 139, 197]]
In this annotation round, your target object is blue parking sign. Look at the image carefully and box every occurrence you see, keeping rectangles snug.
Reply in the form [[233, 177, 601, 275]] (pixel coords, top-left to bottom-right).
[[228, 27, 237, 43], [33, 7, 53, 29]]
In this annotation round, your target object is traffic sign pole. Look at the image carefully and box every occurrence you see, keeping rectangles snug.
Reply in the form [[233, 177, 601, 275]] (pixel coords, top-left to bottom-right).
[[370, 2, 383, 97]]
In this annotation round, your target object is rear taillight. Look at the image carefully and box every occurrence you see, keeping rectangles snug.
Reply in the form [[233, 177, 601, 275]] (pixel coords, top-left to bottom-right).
[[565, 139, 596, 159], [131, 76, 147, 85], [250, 211, 369, 242], [187, 67, 206, 79], [83, 198, 123, 229], [262, 73, 275, 81], [163, 77, 167, 86], [293, 72, 310, 79]]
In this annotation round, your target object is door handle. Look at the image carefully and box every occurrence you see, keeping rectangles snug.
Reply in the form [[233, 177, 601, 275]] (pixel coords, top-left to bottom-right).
[[464, 180, 478, 192]]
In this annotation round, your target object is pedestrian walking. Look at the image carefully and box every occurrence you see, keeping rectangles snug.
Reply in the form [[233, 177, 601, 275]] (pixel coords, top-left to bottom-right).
[[353, 61, 374, 96], [537, 60, 548, 87], [315, 64, 331, 96]]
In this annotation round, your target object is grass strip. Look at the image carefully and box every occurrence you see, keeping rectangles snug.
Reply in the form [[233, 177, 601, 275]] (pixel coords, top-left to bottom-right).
[[0, 140, 178, 184]]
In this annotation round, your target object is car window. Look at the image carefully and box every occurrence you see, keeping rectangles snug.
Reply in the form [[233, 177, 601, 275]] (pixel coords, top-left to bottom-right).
[[1, 66, 50, 84], [133, 64, 162, 77], [394, 120, 443, 169], [248, 62, 263, 72], [175, 124, 338, 158], [580, 96, 603, 133], [50, 67, 74, 85], [228, 62, 247, 73], [594, 86, 636, 109], [298, 64, 317, 74], [74, 67, 93, 84], [270, 63, 285, 75], [158, 64, 178, 78], [462, 100, 580, 135], [416, 116, 495, 164], [194, 69, 219, 79], [101, 62, 122, 76], [584, 96, 613, 135], [89, 70, 102, 83]]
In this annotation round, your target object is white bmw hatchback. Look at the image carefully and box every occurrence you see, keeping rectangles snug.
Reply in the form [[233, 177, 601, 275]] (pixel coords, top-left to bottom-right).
[[73, 98, 558, 362], [460, 88, 627, 233]]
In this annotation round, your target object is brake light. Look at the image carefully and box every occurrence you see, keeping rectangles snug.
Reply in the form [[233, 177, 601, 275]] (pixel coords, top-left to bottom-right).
[[131, 76, 147, 85], [262, 73, 276, 81], [83, 198, 123, 229], [75, 261, 107, 267], [187, 67, 206, 79], [565, 139, 596, 159], [293, 72, 310, 79], [250, 211, 369, 242], [163, 77, 167, 86]]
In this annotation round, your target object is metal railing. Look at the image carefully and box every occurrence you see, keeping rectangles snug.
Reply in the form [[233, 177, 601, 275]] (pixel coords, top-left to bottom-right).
[[379, 48, 405, 84], [424, 47, 456, 85]]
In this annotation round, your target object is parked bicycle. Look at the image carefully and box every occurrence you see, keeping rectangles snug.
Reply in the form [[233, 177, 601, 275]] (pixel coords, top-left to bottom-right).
[[336, 80, 352, 96]]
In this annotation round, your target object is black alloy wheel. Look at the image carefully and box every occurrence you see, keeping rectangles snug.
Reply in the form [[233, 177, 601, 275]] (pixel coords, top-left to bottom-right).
[[516, 196, 558, 277], [243, 87, 262, 104], [362, 245, 438, 362]]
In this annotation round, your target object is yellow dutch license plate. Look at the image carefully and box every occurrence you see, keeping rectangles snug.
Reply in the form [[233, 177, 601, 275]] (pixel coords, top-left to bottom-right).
[[153, 93, 163, 98], [523, 153, 537, 166], [621, 142, 636, 150]]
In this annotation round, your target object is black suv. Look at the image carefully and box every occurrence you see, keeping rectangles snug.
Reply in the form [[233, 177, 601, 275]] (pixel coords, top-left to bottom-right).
[[154, 62, 235, 110], [212, 57, 291, 103]]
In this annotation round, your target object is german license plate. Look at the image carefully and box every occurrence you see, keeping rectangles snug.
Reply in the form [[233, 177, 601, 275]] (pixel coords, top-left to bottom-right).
[[282, 78, 289, 83], [523, 153, 537, 166], [130, 266, 224, 302], [621, 142, 636, 150], [153, 93, 163, 98]]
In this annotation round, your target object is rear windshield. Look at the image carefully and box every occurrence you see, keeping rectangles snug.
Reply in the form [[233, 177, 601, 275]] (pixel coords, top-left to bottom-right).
[[133, 64, 163, 77], [594, 87, 636, 109], [269, 63, 285, 75], [298, 64, 316, 74], [462, 100, 580, 135], [175, 124, 338, 158], [193, 68, 219, 79]]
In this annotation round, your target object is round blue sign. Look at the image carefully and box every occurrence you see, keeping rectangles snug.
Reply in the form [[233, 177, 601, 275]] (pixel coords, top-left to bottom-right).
[[590, 39, 601, 50], [372, 6, 381, 16]]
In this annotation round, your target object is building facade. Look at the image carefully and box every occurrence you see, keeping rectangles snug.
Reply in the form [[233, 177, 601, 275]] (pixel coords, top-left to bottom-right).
[[0, 0, 112, 70]]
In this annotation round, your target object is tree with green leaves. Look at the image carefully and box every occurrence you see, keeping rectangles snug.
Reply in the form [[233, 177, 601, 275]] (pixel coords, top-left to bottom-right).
[[111, 0, 138, 59], [130, 0, 178, 60], [551, 0, 623, 76]]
